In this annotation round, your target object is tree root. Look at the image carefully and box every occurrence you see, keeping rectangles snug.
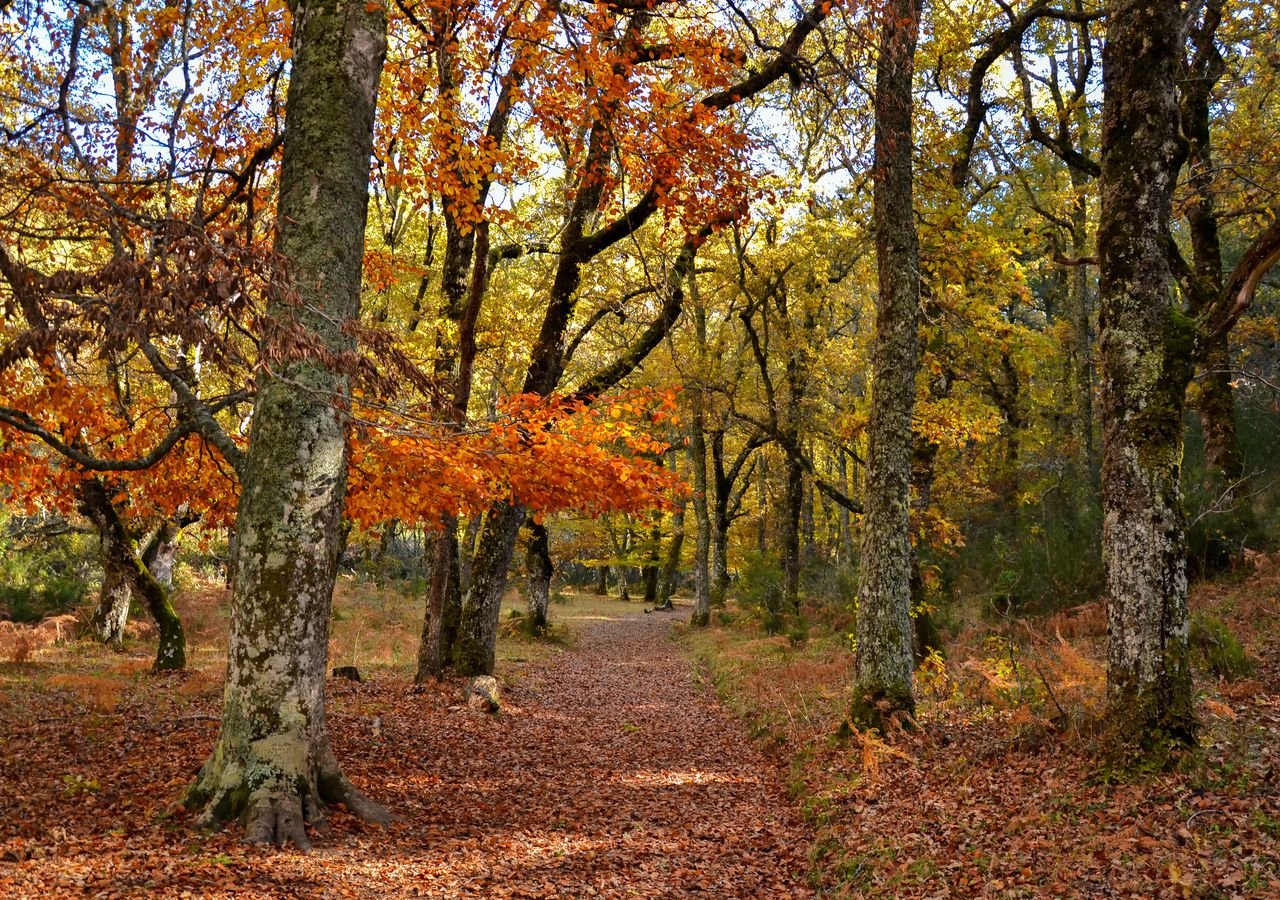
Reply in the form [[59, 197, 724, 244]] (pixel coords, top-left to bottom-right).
[[242, 790, 315, 849], [190, 748, 390, 850]]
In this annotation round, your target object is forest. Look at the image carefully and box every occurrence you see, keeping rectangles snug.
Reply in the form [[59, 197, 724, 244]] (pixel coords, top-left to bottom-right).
[[1, 0, 1279, 895]]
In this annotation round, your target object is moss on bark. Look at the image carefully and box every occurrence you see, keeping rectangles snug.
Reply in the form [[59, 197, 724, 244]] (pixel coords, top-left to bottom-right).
[[1096, 0, 1197, 752], [852, 0, 922, 727], [189, 0, 389, 846]]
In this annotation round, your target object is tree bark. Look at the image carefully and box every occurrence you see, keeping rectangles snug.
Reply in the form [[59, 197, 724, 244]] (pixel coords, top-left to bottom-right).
[[1096, 0, 1196, 750], [1179, 2, 1246, 487], [642, 518, 660, 605], [78, 480, 185, 671], [90, 567, 131, 647], [452, 501, 525, 676], [415, 521, 460, 682], [782, 454, 803, 614], [526, 520, 553, 633], [709, 433, 734, 602], [852, 0, 923, 732], [141, 507, 198, 591], [1196, 334, 1243, 480], [689, 385, 713, 627], [836, 449, 854, 567], [459, 514, 480, 592], [1066, 176, 1097, 482], [186, 0, 390, 847], [658, 451, 686, 606], [756, 454, 768, 555]]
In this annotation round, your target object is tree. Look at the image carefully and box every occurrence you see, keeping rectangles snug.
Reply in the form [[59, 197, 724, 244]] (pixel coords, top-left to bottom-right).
[[852, 0, 923, 731], [185, 0, 391, 845], [450, 1, 833, 674], [1095, 0, 1195, 751], [0, 0, 265, 672], [525, 520, 553, 633]]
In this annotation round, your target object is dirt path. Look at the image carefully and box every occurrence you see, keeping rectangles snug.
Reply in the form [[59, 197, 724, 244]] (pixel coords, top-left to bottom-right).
[[1, 608, 816, 898], [345, 609, 816, 897]]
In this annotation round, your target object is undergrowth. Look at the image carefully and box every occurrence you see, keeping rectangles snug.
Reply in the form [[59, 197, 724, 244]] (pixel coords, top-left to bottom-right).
[[682, 561, 1278, 896]]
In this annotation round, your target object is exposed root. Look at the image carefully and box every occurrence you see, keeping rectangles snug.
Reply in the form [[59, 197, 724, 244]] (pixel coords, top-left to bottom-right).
[[189, 745, 390, 849], [242, 790, 312, 850], [317, 759, 393, 826]]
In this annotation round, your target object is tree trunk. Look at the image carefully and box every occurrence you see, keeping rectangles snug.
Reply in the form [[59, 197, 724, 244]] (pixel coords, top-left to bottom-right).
[[225, 526, 237, 591], [594, 564, 609, 596], [618, 564, 632, 603], [802, 467, 816, 564], [756, 454, 768, 554], [852, 0, 923, 732], [78, 480, 186, 671], [642, 519, 660, 605], [1197, 334, 1243, 481], [782, 453, 803, 614], [452, 501, 525, 676], [688, 389, 712, 627], [415, 520, 460, 682], [1066, 173, 1097, 490], [186, 0, 390, 847], [441, 531, 463, 661], [836, 449, 854, 567], [459, 514, 480, 592], [1179, 4, 1247, 498], [91, 567, 131, 647], [141, 509, 196, 591], [1096, 0, 1196, 751], [658, 494, 686, 606], [526, 520, 552, 633]]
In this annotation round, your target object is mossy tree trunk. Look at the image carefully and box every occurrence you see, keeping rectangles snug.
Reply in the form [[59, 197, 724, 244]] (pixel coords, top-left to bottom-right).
[[186, 0, 389, 847], [1179, 4, 1249, 519], [1096, 0, 1196, 751], [415, 521, 461, 682], [852, 0, 922, 732], [658, 452, 686, 608], [689, 384, 712, 627], [641, 518, 660, 605], [526, 520, 553, 633], [452, 501, 525, 675], [78, 479, 186, 671]]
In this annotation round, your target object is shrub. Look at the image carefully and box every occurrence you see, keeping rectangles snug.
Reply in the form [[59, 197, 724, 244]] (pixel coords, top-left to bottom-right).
[[0, 512, 96, 623], [736, 552, 786, 633], [1189, 614, 1253, 681]]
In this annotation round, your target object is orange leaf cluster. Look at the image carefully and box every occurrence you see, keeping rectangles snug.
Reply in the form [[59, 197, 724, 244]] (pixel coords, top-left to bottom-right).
[[346, 390, 684, 527]]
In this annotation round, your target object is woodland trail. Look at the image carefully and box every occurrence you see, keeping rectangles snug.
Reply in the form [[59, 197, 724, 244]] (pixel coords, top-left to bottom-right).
[[342, 608, 818, 897], [0, 606, 817, 898]]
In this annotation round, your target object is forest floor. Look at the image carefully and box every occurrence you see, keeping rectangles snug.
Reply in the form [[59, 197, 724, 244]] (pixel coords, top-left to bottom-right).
[[0, 585, 814, 898], [686, 558, 1280, 898], [3, 565, 1278, 898]]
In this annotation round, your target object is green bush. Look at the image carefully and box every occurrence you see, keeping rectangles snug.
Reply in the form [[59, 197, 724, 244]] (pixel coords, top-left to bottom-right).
[[1189, 614, 1253, 681], [0, 513, 95, 623], [949, 485, 1103, 616], [736, 551, 787, 633]]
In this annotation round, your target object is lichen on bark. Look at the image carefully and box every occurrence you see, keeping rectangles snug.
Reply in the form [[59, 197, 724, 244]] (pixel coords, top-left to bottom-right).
[[452, 501, 525, 676], [851, 0, 923, 732], [1096, 0, 1196, 753], [187, 0, 390, 846]]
